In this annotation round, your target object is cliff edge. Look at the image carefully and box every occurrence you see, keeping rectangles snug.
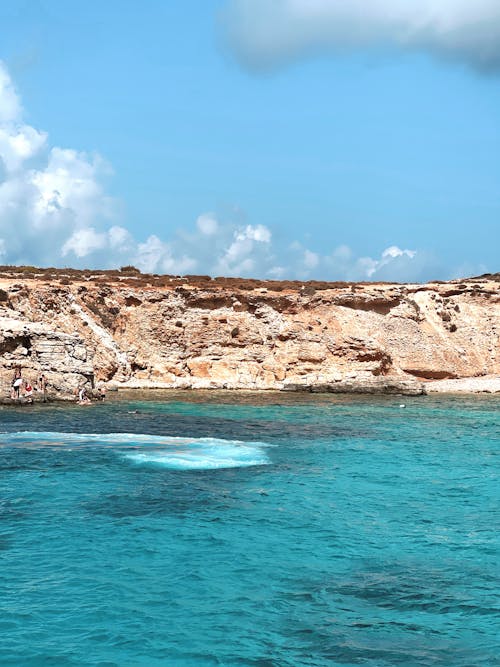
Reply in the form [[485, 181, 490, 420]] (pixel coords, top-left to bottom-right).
[[0, 268, 498, 398]]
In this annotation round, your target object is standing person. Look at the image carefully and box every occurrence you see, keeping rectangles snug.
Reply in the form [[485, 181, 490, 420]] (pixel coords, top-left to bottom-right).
[[78, 386, 91, 404], [11, 367, 22, 399], [38, 373, 48, 401]]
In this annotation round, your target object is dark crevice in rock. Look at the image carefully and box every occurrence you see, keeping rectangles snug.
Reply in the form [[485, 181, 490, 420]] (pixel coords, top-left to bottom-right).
[[404, 369, 457, 380]]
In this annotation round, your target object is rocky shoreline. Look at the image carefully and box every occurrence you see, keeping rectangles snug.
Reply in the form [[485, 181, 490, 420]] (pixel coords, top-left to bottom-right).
[[2, 375, 500, 406]]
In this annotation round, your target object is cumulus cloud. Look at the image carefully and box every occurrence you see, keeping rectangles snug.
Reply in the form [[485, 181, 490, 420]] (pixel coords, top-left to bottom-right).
[[62, 227, 107, 258], [325, 243, 443, 282], [0, 62, 280, 277], [286, 241, 430, 282], [366, 245, 416, 277], [135, 235, 198, 275], [214, 224, 273, 276], [0, 61, 120, 267], [221, 0, 500, 72]]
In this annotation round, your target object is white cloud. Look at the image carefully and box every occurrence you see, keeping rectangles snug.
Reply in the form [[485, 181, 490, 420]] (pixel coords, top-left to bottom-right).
[[134, 235, 198, 275], [108, 225, 134, 251], [382, 245, 416, 261], [310, 242, 434, 282], [62, 227, 107, 258], [0, 61, 119, 266], [363, 245, 416, 277], [0, 124, 46, 172], [241, 224, 271, 243], [221, 0, 500, 72], [29, 148, 114, 234], [0, 63, 274, 277], [214, 223, 273, 276], [196, 213, 219, 236], [135, 235, 169, 273]]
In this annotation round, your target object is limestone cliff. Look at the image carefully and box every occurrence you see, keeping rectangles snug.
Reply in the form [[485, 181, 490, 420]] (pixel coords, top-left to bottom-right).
[[0, 270, 498, 397]]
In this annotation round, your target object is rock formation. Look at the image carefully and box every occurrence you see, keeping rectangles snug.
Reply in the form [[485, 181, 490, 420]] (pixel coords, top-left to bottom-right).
[[0, 270, 498, 398]]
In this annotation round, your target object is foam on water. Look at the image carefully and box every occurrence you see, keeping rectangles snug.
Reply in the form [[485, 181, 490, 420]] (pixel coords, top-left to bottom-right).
[[124, 441, 270, 470], [0, 431, 272, 470]]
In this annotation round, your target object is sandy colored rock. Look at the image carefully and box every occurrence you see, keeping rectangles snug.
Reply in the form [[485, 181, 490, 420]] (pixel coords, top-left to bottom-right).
[[0, 272, 498, 397], [426, 375, 500, 393]]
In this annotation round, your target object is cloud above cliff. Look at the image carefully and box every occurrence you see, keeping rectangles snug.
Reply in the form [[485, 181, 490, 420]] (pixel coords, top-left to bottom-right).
[[221, 0, 500, 72], [0, 65, 275, 276], [0, 61, 452, 282], [0, 61, 119, 267], [279, 240, 435, 282]]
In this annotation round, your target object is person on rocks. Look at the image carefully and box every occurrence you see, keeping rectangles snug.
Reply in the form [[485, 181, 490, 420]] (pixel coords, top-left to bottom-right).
[[77, 386, 91, 404], [37, 373, 48, 402], [11, 367, 22, 399], [23, 380, 34, 403]]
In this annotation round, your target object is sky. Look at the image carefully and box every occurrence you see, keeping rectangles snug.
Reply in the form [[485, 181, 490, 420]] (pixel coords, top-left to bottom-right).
[[0, 0, 499, 282]]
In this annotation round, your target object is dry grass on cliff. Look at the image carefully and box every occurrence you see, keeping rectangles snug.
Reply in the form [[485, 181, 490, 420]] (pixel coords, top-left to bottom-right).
[[0, 264, 356, 292], [0, 265, 497, 292]]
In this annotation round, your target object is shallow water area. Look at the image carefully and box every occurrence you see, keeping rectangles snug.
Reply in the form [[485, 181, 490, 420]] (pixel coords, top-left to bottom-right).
[[1, 391, 499, 666]]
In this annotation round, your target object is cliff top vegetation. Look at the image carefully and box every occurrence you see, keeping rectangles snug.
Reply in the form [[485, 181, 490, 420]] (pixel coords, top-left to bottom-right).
[[0, 265, 497, 293]]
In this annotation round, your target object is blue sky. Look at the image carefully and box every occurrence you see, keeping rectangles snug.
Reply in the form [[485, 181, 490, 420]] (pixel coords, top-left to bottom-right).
[[0, 0, 499, 281]]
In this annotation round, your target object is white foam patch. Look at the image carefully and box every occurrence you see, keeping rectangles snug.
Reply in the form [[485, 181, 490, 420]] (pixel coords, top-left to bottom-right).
[[0, 432, 272, 470], [124, 439, 270, 470]]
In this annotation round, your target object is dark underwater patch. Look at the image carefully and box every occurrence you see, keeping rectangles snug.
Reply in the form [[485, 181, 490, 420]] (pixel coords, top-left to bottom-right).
[[85, 410, 365, 443], [82, 470, 246, 518]]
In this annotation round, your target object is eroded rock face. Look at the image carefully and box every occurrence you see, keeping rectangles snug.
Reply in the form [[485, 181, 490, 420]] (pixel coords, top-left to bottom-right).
[[0, 275, 498, 397], [0, 316, 94, 397]]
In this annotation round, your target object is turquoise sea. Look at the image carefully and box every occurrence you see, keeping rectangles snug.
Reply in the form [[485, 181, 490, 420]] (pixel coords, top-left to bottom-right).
[[1, 391, 499, 666]]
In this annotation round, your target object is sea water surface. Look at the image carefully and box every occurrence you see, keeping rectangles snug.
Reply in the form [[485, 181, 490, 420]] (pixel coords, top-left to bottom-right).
[[0, 391, 499, 666]]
